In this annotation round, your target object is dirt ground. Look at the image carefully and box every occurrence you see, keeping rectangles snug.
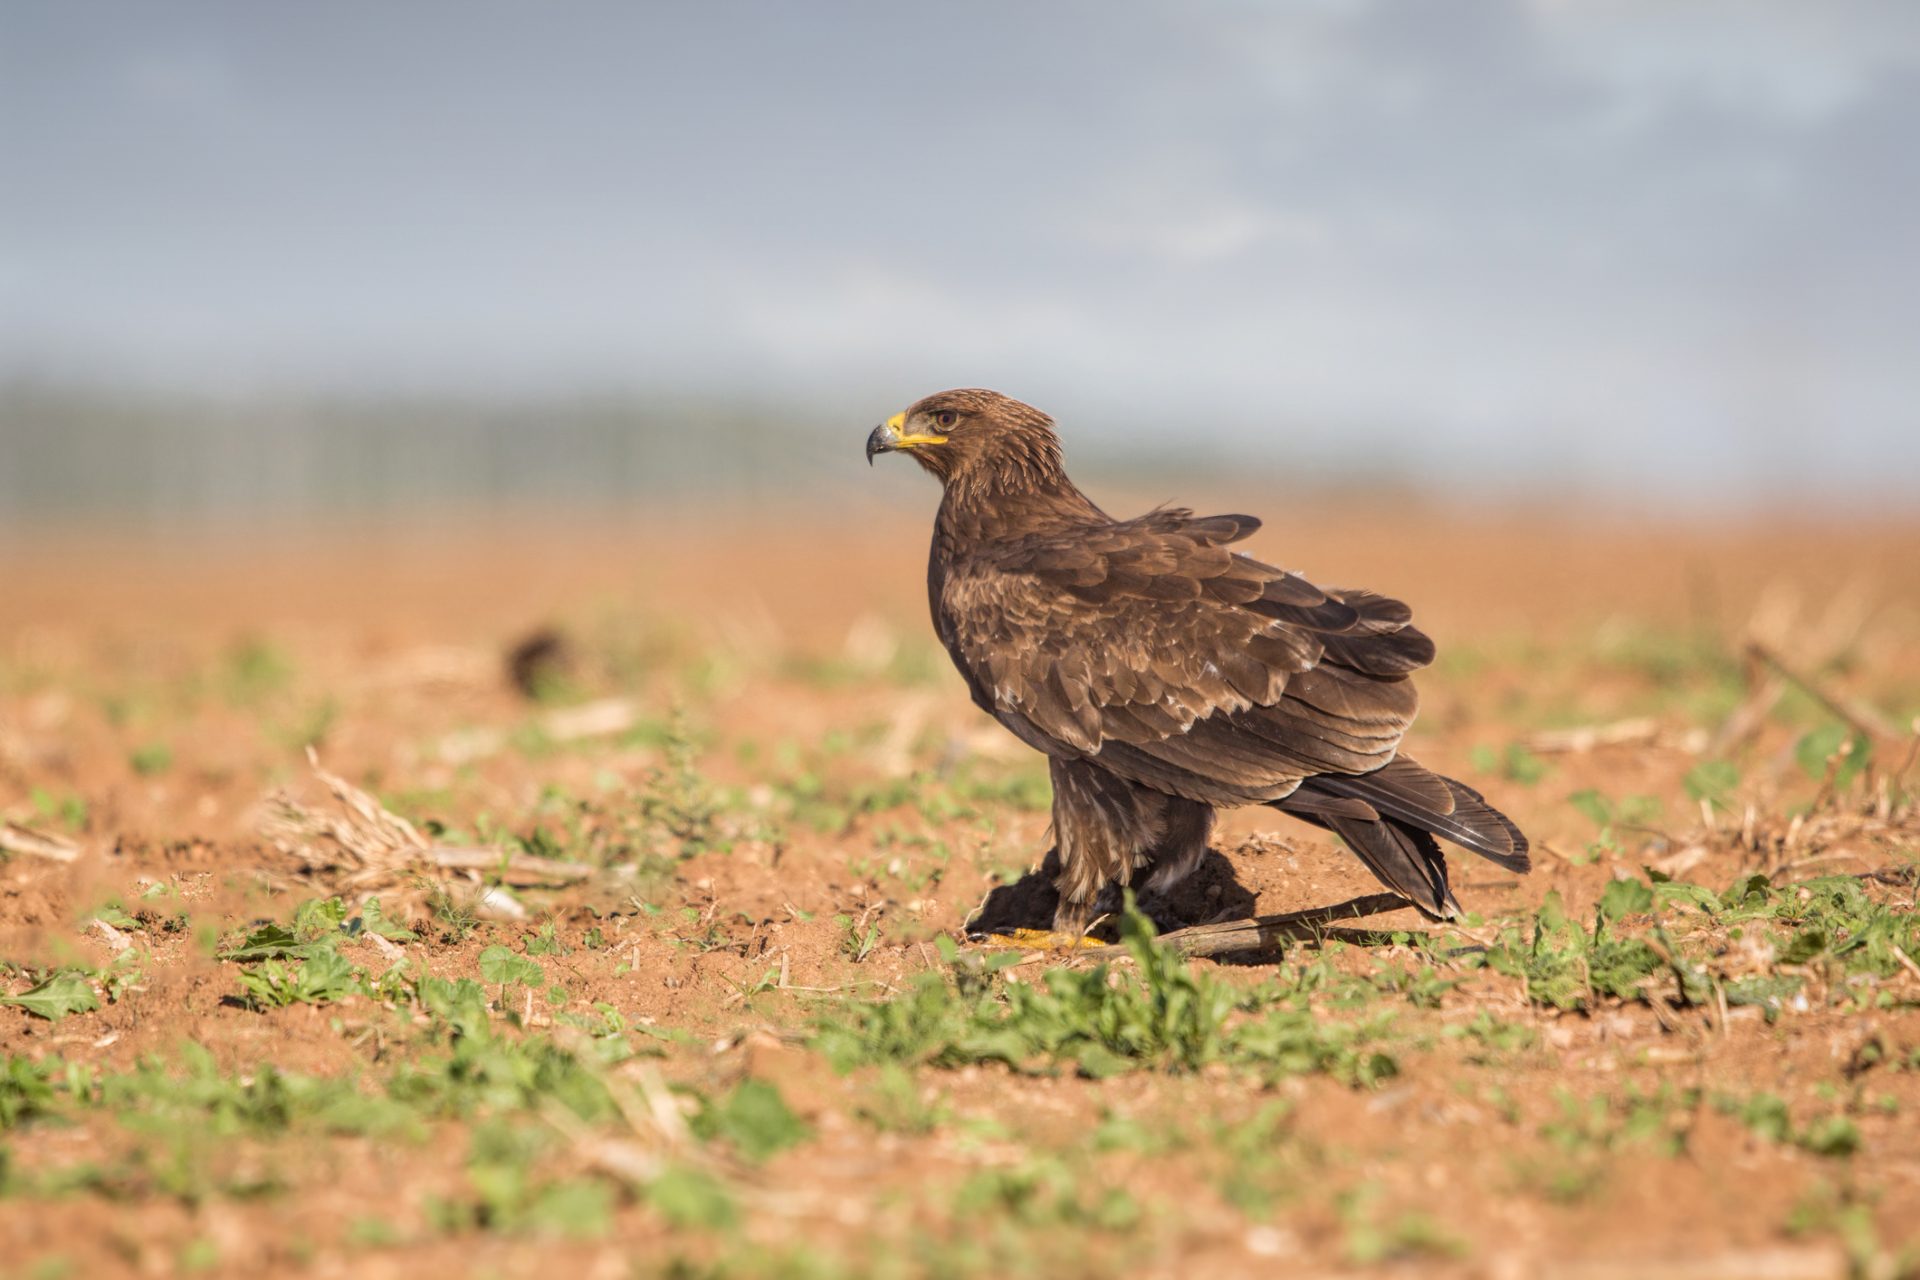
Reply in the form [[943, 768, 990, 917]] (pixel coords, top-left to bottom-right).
[[3, 503, 1919, 1279]]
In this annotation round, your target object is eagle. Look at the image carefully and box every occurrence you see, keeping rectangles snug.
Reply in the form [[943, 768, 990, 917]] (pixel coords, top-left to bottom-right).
[[866, 388, 1529, 936]]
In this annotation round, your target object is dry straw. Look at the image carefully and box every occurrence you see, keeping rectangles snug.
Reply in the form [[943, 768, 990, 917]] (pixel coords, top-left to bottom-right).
[[256, 747, 596, 917]]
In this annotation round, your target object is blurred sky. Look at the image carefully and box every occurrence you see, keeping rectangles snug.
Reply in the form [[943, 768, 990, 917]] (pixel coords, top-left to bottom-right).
[[4, 2, 1919, 505]]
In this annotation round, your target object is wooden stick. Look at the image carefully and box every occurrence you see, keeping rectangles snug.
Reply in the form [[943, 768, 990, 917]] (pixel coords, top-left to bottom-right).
[[421, 845, 596, 883], [1082, 892, 1416, 959], [0, 821, 79, 863], [1525, 718, 1663, 755], [1745, 641, 1903, 742], [1705, 670, 1785, 757]]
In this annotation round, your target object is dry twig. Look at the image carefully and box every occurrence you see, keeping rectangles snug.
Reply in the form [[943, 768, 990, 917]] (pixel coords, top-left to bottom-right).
[[0, 820, 80, 863], [1525, 718, 1672, 755], [436, 696, 645, 764], [1745, 640, 1903, 744], [256, 748, 593, 910]]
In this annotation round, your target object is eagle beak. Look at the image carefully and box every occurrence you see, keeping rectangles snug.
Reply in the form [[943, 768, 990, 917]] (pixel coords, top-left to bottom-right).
[[866, 411, 946, 466], [865, 418, 898, 466]]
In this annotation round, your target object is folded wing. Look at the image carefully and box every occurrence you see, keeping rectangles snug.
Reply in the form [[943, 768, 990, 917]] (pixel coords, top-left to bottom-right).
[[940, 507, 1431, 803]]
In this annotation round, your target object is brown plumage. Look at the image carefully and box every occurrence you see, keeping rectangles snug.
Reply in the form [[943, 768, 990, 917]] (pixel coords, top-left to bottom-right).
[[867, 388, 1529, 932]]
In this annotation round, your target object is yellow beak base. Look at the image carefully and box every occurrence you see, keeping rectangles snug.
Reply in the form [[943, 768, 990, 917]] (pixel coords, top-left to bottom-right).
[[867, 411, 947, 464]]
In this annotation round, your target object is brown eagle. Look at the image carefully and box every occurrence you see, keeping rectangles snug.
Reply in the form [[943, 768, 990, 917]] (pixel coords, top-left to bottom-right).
[[867, 388, 1529, 935]]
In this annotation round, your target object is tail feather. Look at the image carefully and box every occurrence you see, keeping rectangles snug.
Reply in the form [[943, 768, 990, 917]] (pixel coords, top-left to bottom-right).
[[1440, 775, 1531, 871], [1273, 755, 1530, 916], [1324, 813, 1461, 919], [1308, 757, 1530, 872]]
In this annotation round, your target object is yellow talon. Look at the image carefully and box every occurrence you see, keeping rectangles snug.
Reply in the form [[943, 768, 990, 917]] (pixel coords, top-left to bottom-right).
[[977, 928, 1106, 951]]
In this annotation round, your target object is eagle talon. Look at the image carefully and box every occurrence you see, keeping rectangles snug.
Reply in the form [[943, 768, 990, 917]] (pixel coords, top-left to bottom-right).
[[975, 928, 1105, 951]]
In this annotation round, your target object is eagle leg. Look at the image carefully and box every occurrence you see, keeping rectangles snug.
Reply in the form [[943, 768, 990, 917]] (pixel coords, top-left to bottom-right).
[[1141, 796, 1215, 895], [1046, 758, 1214, 936]]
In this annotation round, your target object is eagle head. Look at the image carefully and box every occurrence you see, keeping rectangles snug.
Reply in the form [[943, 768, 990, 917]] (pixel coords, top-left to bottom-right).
[[866, 388, 1064, 486]]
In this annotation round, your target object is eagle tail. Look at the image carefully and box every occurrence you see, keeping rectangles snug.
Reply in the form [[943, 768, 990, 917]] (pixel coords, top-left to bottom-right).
[[1272, 755, 1530, 919]]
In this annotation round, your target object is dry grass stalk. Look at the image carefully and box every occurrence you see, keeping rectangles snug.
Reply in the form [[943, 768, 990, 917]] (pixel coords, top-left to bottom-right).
[[89, 917, 133, 952], [537, 1041, 751, 1201], [1539, 1244, 1849, 1280], [1679, 729, 1920, 884], [1710, 586, 1888, 756], [425, 845, 596, 883], [1746, 640, 1905, 743], [260, 747, 426, 873], [435, 695, 645, 764], [256, 748, 594, 905], [0, 820, 80, 863], [1524, 717, 1709, 755], [1524, 717, 1660, 753]]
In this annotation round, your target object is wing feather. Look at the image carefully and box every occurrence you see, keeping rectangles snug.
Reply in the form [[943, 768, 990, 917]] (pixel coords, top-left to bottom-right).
[[938, 506, 1434, 803]]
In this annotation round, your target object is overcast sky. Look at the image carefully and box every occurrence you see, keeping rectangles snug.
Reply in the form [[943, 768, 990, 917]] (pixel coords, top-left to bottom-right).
[[3, 2, 1918, 503]]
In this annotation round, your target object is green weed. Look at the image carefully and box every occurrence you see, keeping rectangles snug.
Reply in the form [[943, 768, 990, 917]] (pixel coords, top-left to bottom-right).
[[1714, 1092, 1862, 1158], [1470, 871, 1920, 1016], [29, 787, 89, 832], [1470, 741, 1551, 785], [1683, 759, 1742, 811], [129, 742, 174, 776], [689, 1080, 809, 1163], [834, 912, 882, 964], [815, 903, 1398, 1085], [0, 971, 100, 1022], [220, 638, 294, 706], [222, 898, 416, 1008], [854, 1064, 949, 1136], [1339, 1183, 1465, 1265], [953, 1156, 1142, 1231], [1212, 1102, 1306, 1217], [234, 948, 366, 1008]]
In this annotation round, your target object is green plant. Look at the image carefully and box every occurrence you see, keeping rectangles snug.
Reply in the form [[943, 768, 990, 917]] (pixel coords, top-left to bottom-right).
[[1715, 1093, 1862, 1158], [0, 1056, 59, 1128], [1469, 741, 1551, 785], [647, 1166, 737, 1229], [1796, 725, 1872, 789], [234, 949, 364, 1008], [1212, 1102, 1303, 1216], [1543, 1085, 1696, 1160], [1339, 1183, 1465, 1264], [0, 972, 99, 1023], [478, 946, 545, 1006], [1683, 759, 1741, 811], [523, 921, 571, 957], [445, 1120, 614, 1239], [834, 913, 881, 964], [29, 788, 89, 832], [640, 715, 723, 855], [689, 1080, 809, 1163], [427, 884, 481, 943], [815, 900, 1398, 1086], [220, 898, 412, 1008], [221, 638, 293, 705], [1476, 889, 1677, 1012], [128, 742, 174, 776], [1566, 788, 1662, 860], [953, 1156, 1141, 1231], [853, 1064, 948, 1136]]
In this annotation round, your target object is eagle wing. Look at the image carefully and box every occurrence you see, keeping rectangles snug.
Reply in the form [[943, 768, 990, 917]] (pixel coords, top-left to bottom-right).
[[938, 508, 1434, 802]]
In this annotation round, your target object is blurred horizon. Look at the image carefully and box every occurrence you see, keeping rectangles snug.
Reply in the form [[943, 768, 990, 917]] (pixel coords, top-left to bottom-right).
[[4, 2, 1918, 521]]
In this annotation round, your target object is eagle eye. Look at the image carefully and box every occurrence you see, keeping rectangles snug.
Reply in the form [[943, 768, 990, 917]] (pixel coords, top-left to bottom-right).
[[933, 410, 958, 429]]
